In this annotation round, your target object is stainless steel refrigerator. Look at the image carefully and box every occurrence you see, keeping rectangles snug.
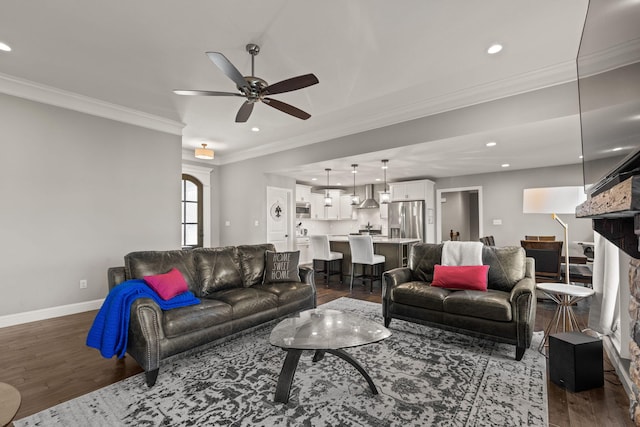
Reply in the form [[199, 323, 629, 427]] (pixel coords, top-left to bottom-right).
[[388, 200, 425, 241]]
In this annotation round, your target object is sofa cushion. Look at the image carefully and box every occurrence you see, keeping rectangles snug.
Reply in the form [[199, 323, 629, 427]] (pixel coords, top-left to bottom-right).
[[162, 299, 233, 338], [264, 250, 301, 283], [207, 287, 278, 319], [194, 247, 243, 296], [409, 243, 443, 282], [143, 268, 189, 300], [482, 246, 526, 292], [126, 250, 198, 293], [442, 290, 512, 322], [237, 244, 276, 287], [391, 281, 449, 311], [255, 281, 313, 305], [431, 264, 489, 291]]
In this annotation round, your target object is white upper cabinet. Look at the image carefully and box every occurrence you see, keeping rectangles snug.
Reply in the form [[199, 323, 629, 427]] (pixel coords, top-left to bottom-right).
[[340, 195, 354, 219], [310, 193, 326, 219], [296, 184, 312, 203], [390, 181, 428, 201]]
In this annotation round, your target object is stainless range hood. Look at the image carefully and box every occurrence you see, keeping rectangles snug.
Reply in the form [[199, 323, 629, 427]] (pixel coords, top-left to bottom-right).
[[358, 184, 380, 209]]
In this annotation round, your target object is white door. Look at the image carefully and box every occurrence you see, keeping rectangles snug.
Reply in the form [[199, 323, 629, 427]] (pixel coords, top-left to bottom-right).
[[266, 186, 292, 251]]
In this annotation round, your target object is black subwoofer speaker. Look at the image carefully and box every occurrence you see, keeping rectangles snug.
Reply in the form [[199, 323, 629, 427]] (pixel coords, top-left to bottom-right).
[[549, 331, 603, 392]]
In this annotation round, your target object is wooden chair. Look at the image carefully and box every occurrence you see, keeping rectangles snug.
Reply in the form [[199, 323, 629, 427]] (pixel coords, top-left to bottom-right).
[[524, 235, 556, 241], [479, 236, 495, 246], [520, 240, 563, 282]]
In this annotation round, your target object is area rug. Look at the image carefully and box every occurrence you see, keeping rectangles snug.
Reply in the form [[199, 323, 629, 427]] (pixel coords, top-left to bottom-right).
[[14, 298, 547, 426]]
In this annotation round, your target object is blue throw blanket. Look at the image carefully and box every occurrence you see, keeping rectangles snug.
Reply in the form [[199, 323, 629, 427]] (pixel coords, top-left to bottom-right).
[[86, 279, 200, 359]]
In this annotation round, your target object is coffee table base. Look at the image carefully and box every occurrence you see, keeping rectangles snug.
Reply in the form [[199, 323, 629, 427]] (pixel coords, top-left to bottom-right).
[[274, 348, 378, 403]]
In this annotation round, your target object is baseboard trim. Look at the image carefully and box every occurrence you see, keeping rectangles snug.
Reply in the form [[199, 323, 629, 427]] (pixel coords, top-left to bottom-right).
[[603, 335, 633, 400], [0, 299, 104, 328]]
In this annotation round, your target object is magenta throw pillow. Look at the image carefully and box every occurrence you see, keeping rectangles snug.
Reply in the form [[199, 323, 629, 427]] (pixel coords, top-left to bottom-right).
[[431, 264, 490, 291], [144, 268, 189, 300]]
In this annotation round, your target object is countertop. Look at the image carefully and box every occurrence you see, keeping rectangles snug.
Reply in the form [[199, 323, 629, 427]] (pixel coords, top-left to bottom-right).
[[328, 235, 420, 244]]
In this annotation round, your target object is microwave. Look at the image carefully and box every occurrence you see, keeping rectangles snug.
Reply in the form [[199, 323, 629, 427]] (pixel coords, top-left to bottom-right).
[[296, 202, 311, 218]]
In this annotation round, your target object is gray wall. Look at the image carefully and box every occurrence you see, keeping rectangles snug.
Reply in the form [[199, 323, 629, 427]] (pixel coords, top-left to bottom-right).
[[0, 93, 182, 316], [435, 163, 593, 256]]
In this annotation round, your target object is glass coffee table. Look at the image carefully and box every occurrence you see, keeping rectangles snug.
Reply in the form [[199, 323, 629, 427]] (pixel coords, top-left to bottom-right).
[[269, 308, 391, 403]]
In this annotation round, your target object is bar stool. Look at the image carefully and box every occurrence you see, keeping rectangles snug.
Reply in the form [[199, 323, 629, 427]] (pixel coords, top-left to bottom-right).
[[536, 282, 595, 356], [310, 235, 343, 286], [348, 235, 385, 293]]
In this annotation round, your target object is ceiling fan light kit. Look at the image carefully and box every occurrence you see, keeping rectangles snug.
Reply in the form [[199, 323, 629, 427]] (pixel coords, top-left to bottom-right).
[[174, 43, 319, 123]]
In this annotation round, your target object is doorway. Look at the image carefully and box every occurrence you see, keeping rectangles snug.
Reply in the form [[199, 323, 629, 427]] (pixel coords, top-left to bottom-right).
[[436, 186, 483, 243]]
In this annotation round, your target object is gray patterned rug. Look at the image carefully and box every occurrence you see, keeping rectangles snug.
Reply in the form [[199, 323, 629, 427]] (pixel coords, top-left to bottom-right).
[[14, 298, 547, 426]]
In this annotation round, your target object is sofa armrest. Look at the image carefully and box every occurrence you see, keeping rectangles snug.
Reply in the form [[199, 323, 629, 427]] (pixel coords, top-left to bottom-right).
[[127, 297, 166, 373], [108, 266, 126, 290], [508, 274, 537, 349], [383, 267, 412, 300], [299, 265, 317, 307]]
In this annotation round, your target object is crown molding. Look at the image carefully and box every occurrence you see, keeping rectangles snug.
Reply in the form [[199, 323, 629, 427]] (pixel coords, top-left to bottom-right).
[[219, 60, 579, 165], [0, 72, 184, 136]]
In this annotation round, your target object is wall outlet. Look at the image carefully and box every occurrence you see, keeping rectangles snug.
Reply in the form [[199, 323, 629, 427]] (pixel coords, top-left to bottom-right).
[[225, 221, 231, 226], [492, 219, 503, 225], [254, 220, 259, 226], [79, 279, 88, 289]]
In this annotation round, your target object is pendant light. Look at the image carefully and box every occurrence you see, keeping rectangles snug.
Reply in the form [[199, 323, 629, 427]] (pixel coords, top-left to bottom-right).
[[350, 164, 360, 205], [324, 168, 333, 207], [380, 159, 391, 204]]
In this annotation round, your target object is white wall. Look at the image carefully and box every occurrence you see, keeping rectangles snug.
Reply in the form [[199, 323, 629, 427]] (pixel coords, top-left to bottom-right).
[[0, 93, 182, 316], [435, 163, 593, 256]]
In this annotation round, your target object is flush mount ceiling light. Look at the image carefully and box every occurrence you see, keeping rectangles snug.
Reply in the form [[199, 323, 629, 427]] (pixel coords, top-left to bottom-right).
[[351, 164, 360, 205], [501, 163, 510, 168], [486, 141, 497, 147], [0, 42, 11, 52], [195, 143, 214, 160], [487, 44, 503, 54], [251, 127, 260, 132], [380, 160, 391, 204]]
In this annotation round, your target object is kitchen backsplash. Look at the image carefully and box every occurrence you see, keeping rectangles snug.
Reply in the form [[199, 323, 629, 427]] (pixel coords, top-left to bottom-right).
[[298, 208, 388, 236]]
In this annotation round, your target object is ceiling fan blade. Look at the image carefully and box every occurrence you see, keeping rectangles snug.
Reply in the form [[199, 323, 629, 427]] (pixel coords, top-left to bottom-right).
[[263, 74, 319, 95], [263, 98, 311, 120], [206, 52, 249, 91], [235, 101, 254, 123], [173, 90, 243, 96]]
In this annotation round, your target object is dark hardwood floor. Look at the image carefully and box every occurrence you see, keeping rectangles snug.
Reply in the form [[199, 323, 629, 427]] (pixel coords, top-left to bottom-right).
[[0, 279, 634, 426]]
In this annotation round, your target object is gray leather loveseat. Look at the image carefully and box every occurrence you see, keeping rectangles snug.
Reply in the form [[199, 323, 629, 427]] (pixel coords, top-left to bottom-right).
[[108, 243, 316, 386], [383, 243, 535, 360]]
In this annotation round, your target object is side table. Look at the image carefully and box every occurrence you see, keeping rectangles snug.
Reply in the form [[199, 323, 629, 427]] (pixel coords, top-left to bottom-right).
[[536, 282, 595, 356]]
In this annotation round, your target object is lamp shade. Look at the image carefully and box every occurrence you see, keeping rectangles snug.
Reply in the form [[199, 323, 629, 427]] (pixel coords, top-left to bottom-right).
[[195, 143, 214, 160], [523, 186, 587, 214]]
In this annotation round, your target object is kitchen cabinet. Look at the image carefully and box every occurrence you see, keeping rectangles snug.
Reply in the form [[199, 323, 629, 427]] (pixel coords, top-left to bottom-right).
[[378, 192, 388, 219], [296, 184, 312, 203], [310, 193, 326, 219], [390, 181, 428, 201], [340, 195, 354, 219]]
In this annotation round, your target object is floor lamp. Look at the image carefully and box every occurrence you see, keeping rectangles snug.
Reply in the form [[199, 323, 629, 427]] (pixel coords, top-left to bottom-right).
[[523, 186, 587, 284]]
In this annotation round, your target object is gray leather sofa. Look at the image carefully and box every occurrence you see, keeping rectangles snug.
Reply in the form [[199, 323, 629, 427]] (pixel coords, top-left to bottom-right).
[[383, 243, 535, 360], [107, 243, 316, 386]]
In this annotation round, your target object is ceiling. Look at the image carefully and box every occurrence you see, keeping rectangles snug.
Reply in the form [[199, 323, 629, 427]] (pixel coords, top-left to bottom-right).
[[0, 1, 596, 183]]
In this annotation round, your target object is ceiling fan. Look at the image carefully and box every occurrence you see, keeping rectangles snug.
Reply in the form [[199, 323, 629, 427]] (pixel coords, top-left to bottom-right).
[[174, 44, 319, 123]]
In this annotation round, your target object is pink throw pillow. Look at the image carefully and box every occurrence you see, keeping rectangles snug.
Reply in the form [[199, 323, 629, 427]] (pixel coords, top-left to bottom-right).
[[431, 264, 489, 291], [144, 268, 188, 300]]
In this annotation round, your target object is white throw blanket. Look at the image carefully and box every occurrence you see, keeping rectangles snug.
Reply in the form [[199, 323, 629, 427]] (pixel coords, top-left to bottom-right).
[[442, 241, 483, 266]]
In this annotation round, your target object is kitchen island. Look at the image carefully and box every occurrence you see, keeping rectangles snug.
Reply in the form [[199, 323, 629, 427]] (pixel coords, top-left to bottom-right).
[[327, 236, 420, 281]]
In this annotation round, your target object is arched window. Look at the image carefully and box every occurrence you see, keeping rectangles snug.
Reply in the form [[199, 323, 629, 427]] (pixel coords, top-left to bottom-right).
[[181, 174, 203, 248]]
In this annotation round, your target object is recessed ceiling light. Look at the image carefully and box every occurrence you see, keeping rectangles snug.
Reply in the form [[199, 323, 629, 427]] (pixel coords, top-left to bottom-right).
[[311, 177, 317, 181], [336, 182, 342, 186], [612, 147, 622, 151], [486, 141, 497, 147], [0, 42, 11, 52], [487, 44, 503, 55], [251, 127, 260, 132], [501, 163, 510, 168], [375, 178, 381, 181], [579, 155, 584, 159]]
